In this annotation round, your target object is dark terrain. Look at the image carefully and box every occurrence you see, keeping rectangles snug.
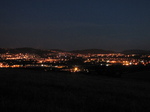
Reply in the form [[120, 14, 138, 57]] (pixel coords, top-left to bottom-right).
[[0, 68, 150, 112]]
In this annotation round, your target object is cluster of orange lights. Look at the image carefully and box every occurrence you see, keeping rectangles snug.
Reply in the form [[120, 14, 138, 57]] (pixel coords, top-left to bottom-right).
[[70, 67, 80, 72], [0, 64, 22, 68]]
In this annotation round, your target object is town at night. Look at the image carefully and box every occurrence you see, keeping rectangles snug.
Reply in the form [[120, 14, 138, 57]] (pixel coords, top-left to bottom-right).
[[0, 48, 150, 76], [1, 0, 150, 111]]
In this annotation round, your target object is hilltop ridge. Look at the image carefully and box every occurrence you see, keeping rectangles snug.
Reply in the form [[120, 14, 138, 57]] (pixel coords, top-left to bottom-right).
[[0, 47, 150, 55]]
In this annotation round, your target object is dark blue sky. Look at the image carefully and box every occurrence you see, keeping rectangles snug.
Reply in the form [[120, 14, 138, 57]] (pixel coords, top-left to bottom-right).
[[0, 0, 150, 51]]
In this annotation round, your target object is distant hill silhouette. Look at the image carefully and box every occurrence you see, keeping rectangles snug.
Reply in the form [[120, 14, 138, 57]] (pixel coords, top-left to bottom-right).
[[50, 49, 65, 52], [0, 48, 7, 54], [70, 49, 115, 54], [0, 47, 52, 55], [0, 48, 115, 54], [122, 50, 150, 54], [1, 48, 150, 55]]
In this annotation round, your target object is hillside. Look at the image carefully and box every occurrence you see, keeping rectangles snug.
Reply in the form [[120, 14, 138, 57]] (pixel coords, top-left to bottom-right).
[[1, 68, 150, 112], [122, 49, 150, 54], [0, 47, 52, 55], [1, 48, 150, 55], [70, 49, 115, 54]]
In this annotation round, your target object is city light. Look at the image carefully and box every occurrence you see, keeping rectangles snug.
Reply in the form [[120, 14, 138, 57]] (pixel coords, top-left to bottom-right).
[[0, 50, 150, 72]]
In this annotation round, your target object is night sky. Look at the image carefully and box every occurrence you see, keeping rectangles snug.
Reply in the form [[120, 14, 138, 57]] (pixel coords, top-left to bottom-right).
[[0, 0, 150, 51]]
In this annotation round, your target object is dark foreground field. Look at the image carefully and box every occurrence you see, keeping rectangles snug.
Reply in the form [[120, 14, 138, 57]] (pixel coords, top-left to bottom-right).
[[1, 68, 150, 112]]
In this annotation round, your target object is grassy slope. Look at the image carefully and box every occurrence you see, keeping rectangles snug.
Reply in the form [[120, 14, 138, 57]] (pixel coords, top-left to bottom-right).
[[0, 69, 150, 112]]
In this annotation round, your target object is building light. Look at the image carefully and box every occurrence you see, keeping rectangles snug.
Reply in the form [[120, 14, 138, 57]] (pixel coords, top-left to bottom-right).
[[71, 67, 80, 72]]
